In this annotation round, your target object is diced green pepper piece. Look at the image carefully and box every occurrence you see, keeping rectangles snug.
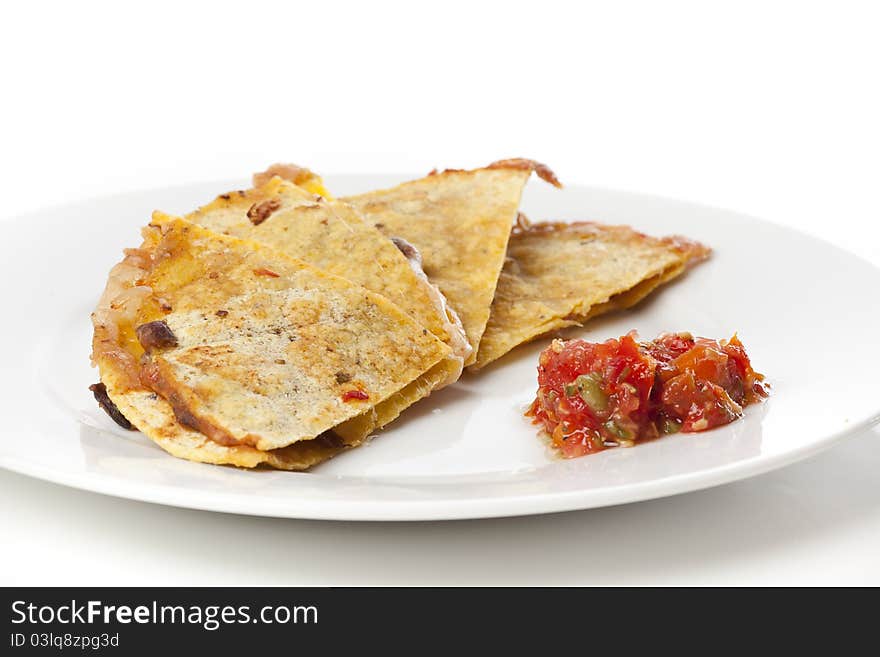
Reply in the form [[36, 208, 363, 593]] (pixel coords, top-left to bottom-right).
[[660, 417, 682, 434], [603, 420, 633, 440], [573, 373, 608, 412]]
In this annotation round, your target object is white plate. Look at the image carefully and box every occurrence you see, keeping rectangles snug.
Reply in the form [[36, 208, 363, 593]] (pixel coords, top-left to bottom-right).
[[2, 175, 879, 521]]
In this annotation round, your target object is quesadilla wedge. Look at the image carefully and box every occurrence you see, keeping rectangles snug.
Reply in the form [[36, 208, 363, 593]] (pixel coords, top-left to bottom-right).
[[91, 218, 451, 467], [471, 219, 711, 370], [178, 176, 467, 353], [169, 174, 471, 441], [92, 237, 350, 470], [342, 158, 561, 365]]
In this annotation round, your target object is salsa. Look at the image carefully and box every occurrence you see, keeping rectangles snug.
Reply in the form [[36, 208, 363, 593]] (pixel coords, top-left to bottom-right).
[[526, 332, 768, 458]]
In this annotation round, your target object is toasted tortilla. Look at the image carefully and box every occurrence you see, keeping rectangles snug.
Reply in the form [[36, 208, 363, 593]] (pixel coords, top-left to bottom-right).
[[92, 243, 351, 469], [471, 220, 711, 370], [140, 219, 451, 451], [97, 363, 350, 470], [183, 176, 320, 235], [343, 159, 561, 365], [92, 219, 450, 465], [177, 176, 466, 352], [170, 175, 471, 441]]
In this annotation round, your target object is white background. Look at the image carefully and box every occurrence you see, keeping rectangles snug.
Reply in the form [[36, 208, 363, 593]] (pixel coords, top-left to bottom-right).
[[2, 0, 878, 585]]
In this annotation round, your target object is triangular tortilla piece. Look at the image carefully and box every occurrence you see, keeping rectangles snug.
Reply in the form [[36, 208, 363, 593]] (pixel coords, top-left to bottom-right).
[[177, 177, 467, 353], [91, 245, 352, 470], [471, 221, 711, 370], [171, 176, 471, 442], [138, 219, 451, 451], [91, 219, 450, 461], [343, 159, 561, 365]]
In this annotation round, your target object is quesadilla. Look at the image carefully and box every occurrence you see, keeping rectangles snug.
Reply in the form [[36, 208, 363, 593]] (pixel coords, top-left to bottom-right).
[[178, 176, 466, 352], [91, 219, 450, 468], [343, 158, 561, 365], [169, 174, 471, 441], [470, 219, 711, 370]]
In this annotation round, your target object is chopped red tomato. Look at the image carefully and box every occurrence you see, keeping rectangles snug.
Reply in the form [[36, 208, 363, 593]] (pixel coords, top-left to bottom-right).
[[526, 332, 768, 458], [341, 389, 369, 402]]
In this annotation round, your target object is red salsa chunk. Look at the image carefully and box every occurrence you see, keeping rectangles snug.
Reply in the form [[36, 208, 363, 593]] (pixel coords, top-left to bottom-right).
[[526, 332, 768, 458]]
